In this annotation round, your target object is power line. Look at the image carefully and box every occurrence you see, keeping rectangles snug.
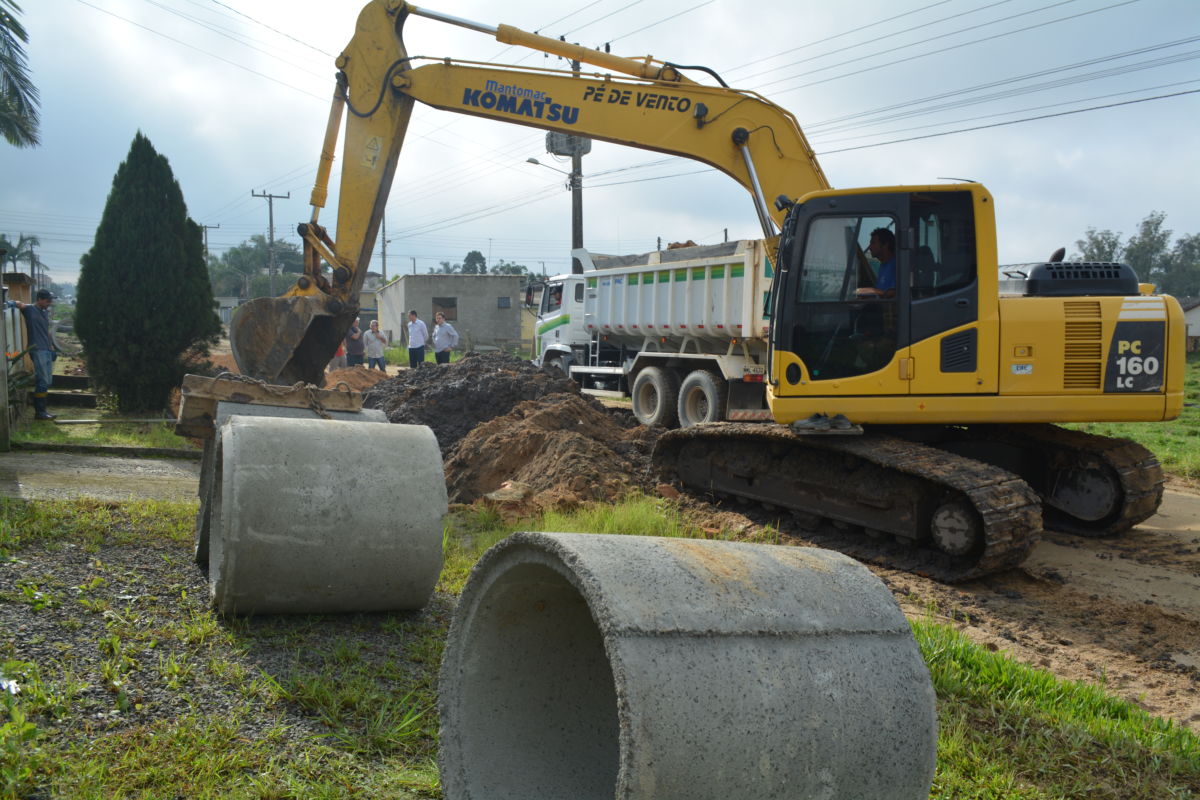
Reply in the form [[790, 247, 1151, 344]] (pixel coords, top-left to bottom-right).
[[816, 88, 1200, 154], [806, 34, 1200, 131], [807, 79, 1200, 146], [732, 0, 1003, 82], [206, 0, 334, 58], [767, 0, 1142, 96], [73, 0, 327, 101]]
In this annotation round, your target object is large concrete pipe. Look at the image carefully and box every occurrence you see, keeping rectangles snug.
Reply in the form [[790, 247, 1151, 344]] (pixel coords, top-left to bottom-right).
[[205, 413, 446, 615], [439, 532, 936, 800], [194, 401, 390, 573]]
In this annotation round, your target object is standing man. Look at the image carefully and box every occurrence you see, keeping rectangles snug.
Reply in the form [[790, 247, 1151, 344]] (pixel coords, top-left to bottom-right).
[[344, 317, 365, 367], [432, 311, 459, 365], [406, 310, 429, 368], [363, 319, 389, 372], [6, 289, 58, 420]]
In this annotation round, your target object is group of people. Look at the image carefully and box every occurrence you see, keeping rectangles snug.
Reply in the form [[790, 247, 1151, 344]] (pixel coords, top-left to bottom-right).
[[327, 309, 459, 373]]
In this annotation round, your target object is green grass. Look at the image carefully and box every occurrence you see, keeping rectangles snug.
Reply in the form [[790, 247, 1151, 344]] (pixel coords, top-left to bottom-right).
[[917, 618, 1199, 798], [1067, 351, 1200, 481], [2, 497, 1197, 799], [10, 416, 195, 451]]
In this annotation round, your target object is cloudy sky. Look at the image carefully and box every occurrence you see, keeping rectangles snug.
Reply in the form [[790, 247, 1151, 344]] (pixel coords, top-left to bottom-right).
[[5, 0, 1198, 288]]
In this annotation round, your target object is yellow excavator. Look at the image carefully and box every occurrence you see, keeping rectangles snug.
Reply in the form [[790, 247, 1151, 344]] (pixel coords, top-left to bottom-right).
[[229, 0, 1186, 582]]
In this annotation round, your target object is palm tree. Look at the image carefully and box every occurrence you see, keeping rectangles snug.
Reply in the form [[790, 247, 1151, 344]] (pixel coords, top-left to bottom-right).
[[0, 232, 46, 288], [0, 0, 40, 148]]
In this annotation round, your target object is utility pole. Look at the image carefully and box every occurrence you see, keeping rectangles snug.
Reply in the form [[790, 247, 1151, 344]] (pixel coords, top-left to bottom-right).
[[0, 246, 8, 451], [29, 242, 39, 292], [252, 190, 289, 294], [570, 57, 584, 274], [411, 256, 416, 275], [381, 217, 388, 282], [200, 223, 220, 262]]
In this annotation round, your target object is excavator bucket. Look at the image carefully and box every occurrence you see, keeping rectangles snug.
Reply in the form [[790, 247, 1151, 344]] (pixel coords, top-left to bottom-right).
[[229, 295, 354, 387]]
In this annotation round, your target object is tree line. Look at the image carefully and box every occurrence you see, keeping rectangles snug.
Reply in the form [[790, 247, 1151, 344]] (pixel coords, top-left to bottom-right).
[[207, 244, 545, 300], [1073, 212, 1200, 297]]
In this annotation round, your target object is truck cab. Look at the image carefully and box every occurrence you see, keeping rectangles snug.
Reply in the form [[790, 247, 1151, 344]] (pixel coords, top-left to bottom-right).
[[533, 275, 590, 373]]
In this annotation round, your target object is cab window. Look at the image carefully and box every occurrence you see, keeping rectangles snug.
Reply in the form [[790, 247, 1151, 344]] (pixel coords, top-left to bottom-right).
[[911, 191, 976, 298], [542, 282, 564, 314], [791, 213, 898, 380]]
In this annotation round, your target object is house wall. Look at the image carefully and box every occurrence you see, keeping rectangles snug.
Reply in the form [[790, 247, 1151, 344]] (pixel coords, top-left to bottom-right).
[[377, 275, 522, 348], [3, 273, 34, 370], [1184, 303, 1200, 352]]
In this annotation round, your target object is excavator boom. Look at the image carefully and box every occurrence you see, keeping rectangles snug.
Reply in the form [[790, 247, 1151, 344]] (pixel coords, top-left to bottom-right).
[[229, 0, 830, 384]]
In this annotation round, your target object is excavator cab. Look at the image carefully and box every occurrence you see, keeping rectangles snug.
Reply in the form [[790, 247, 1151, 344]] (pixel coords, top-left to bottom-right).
[[769, 185, 989, 415]]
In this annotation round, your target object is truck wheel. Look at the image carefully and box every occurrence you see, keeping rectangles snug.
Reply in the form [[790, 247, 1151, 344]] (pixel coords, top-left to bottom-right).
[[542, 355, 566, 375], [631, 367, 680, 428], [677, 369, 728, 427]]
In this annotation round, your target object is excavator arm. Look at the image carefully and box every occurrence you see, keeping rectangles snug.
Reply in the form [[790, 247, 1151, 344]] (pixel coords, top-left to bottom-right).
[[230, 0, 831, 385]]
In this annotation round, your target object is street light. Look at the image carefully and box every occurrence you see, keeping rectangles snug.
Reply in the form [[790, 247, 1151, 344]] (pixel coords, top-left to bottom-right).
[[527, 157, 584, 274]]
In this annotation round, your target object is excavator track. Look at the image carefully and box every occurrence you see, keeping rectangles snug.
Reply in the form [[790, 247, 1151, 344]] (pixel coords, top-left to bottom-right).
[[936, 424, 1164, 538], [653, 423, 1042, 583]]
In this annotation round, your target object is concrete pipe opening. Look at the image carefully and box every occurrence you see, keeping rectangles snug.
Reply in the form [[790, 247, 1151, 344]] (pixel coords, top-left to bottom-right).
[[206, 414, 447, 615], [439, 532, 937, 800]]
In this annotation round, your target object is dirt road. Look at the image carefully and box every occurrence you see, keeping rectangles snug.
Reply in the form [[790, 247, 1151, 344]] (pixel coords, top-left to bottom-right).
[[857, 485, 1200, 730], [0, 450, 201, 503]]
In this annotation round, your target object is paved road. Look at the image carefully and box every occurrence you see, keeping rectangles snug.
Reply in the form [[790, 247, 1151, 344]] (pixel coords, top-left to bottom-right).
[[0, 450, 201, 504]]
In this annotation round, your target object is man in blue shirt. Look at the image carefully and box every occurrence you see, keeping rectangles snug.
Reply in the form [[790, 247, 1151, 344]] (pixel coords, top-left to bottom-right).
[[7, 289, 58, 420], [857, 227, 896, 298]]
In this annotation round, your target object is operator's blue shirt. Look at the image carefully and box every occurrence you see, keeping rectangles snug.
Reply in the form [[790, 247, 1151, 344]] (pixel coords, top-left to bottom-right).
[[875, 257, 897, 292]]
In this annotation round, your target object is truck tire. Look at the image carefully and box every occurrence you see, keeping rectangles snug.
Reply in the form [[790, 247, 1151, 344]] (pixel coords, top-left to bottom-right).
[[677, 369, 728, 427], [631, 366, 680, 428]]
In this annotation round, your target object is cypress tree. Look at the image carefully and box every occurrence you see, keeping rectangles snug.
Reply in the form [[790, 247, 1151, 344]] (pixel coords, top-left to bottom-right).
[[76, 132, 221, 412]]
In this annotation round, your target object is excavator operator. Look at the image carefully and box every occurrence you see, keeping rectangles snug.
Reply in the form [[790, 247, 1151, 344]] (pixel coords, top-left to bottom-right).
[[856, 228, 897, 298]]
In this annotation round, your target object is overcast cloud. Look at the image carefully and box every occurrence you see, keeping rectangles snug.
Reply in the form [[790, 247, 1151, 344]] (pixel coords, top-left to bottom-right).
[[4, 0, 1199, 287]]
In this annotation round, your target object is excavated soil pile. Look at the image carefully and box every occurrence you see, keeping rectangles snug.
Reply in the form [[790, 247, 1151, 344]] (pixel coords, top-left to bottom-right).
[[362, 352, 579, 455], [362, 352, 658, 510], [444, 392, 659, 510], [325, 366, 390, 392]]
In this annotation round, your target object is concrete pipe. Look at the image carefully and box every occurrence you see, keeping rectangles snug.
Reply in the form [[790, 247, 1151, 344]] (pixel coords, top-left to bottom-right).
[[439, 532, 936, 800], [207, 414, 446, 615], [194, 401, 390, 572]]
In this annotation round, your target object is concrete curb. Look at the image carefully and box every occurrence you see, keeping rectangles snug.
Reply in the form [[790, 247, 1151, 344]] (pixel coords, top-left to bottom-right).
[[439, 532, 937, 799], [11, 441, 203, 460]]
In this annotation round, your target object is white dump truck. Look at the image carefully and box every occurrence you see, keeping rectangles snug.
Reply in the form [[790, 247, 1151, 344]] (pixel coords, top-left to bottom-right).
[[533, 240, 776, 427]]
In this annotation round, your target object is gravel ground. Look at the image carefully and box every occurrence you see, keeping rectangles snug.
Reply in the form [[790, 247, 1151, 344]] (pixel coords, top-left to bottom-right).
[[0, 521, 452, 762]]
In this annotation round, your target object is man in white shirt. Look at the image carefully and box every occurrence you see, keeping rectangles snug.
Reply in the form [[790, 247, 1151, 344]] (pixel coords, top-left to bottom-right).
[[406, 310, 429, 368]]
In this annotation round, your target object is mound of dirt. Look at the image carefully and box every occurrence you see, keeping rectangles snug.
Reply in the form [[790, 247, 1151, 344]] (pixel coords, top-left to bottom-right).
[[362, 352, 577, 454], [325, 366, 390, 392], [443, 392, 658, 511]]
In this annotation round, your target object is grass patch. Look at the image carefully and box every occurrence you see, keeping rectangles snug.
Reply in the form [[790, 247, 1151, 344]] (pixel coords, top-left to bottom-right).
[[1067, 351, 1200, 481], [11, 416, 196, 451], [2, 496, 1198, 798], [917, 618, 1199, 798]]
